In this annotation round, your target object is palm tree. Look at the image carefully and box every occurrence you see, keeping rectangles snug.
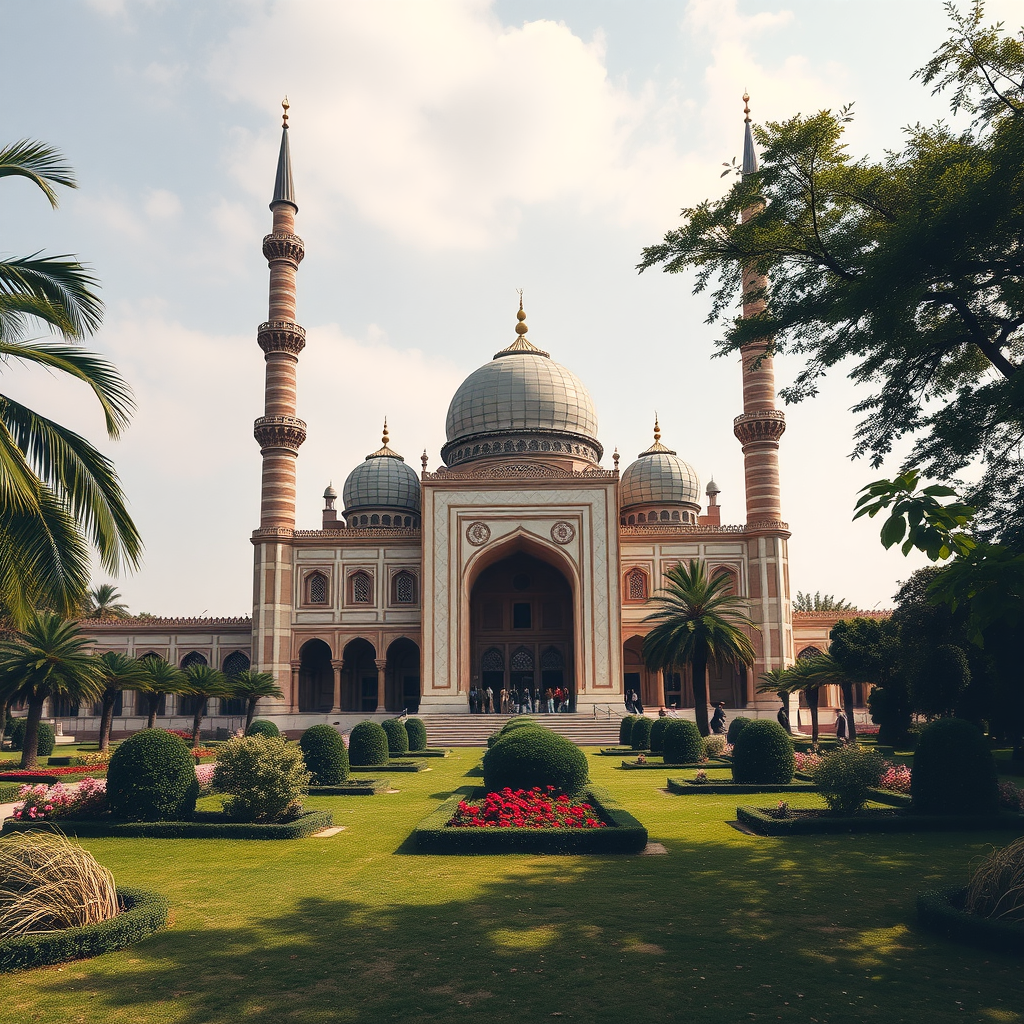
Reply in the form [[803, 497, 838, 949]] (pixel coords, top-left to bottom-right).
[[0, 612, 103, 768], [793, 591, 855, 612], [230, 669, 284, 733], [181, 663, 230, 748], [95, 652, 147, 751], [641, 560, 758, 736], [136, 656, 187, 730], [82, 584, 130, 620], [765, 654, 848, 747], [0, 140, 142, 626]]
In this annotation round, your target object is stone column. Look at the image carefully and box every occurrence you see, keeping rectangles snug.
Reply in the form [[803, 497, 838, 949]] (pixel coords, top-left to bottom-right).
[[289, 660, 301, 713], [331, 660, 343, 713], [374, 658, 387, 714]]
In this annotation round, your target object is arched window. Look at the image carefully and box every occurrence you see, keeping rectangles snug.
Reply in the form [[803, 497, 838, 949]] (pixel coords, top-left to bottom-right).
[[660, 510, 670, 521], [392, 570, 417, 605], [625, 568, 648, 602], [305, 570, 329, 605], [481, 648, 504, 672], [671, 510, 680, 521], [370, 514, 380, 526], [627, 515, 635, 525], [510, 647, 535, 672], [350, 571, 373, 604], [798, 646, 824, 660], [382, 515, 391, 526], [638, 513, 646, 524], [540, 647, 563, 671], [222, 651, 250, 677], [180, 651, 207, 670]]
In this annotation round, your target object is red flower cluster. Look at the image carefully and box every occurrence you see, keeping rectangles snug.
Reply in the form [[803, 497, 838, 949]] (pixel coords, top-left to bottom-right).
[[0, 766, 108, 780], [448, 786, 605, 830]]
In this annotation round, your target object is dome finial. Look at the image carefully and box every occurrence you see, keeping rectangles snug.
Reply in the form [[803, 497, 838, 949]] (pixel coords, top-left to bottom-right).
[[742, 90, 750, 124], [613, 447, 620, 471], [640, 414, 676, 457], [282, 95, 290, 128], [366, 419, 402, 460], [653, 412, 661, 445], [382, 417, 389, 448], [515, 289, 528, 337], [492, 290, 549, 358], [741, 91, 759, 176], [421, 449, 429, 472]]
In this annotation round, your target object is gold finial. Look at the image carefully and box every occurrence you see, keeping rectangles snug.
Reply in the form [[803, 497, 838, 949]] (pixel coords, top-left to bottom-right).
[[382, 417, 389, 448], [515, 289, 528, 336], [653, 413, 661, 444], [421, 449, 429, 472], [743, 91, 751, 123], [282, 95, 290, 128], [613, 447, 620, 470]]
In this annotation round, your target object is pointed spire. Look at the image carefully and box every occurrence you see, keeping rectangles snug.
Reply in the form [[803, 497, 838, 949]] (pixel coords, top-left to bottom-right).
[[493, 290, 549, 358], [639, 413, 677, 456], [366, 417, 403, 460], [741, 91, 759, 177], [271, 96, 298, 211]]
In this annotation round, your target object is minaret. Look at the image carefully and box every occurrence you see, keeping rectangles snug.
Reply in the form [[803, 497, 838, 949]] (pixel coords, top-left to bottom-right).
[[254, 97, 306, 528], [733, 92, 785, 526]]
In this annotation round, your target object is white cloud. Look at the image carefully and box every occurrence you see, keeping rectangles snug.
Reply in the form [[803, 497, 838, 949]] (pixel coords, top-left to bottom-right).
[[143, 188, 182, 221]]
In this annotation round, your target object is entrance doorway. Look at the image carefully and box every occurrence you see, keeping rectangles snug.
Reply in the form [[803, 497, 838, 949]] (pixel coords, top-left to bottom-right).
[[341, 638, 377, 713], [298, 639, 333, 712], [386, 637, 420, 713]]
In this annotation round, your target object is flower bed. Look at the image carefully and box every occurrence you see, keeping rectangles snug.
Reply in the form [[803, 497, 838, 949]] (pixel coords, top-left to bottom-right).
[[917, 886, 1024, 954], [448, 787, 606, 830], [999, 780, 1024, 812], [736, 805, 1024, 837], [0, 766, 108, 782], [9, 779, 107, 822], [0, 887, 169, 973], [413, 786, 647, 854]]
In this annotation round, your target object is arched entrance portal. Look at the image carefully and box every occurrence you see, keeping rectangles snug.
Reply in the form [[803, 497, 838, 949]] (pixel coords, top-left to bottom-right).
[[341, 638, 378, 713], [298, 639, 333, 713], [470, 551, 574, 710], [386, 638, 420, 713]]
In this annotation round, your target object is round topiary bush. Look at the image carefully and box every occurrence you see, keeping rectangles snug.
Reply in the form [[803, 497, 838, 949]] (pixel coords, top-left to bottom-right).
[[405, 717, 427, 751], [482, 726, 589, 796], [501, 718, 537, 735], [732, 719, 795, 784], [106, 729, 199, 821], [36, 722, 56, 758], [382, 718, 410, 756], [348, 721, 389, 766], [630, 716, 653, 751], [246, 719, 280, 739], [663, 720, 705, 765], [912, 717, 999, 816], [649, 717, 668, 755], [213, 735, 310, 823], [727, 716, 752, 746], [299, 724, 349, 785], [814, 744, 883, 815], [619, 716, 639, 746]]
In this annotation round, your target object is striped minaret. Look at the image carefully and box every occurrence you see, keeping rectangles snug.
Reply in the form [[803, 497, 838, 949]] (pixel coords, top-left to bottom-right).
[[254, 97, 306, 528], [733, 92, 785, 526]]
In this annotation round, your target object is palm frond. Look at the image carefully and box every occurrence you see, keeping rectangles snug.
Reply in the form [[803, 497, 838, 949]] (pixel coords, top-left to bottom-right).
[[0, 255, 102, 341], [0, 612, 103, 703], [0, 140, 76, 209], [231, 669, 283, 700], [0, 418, 49, 514]]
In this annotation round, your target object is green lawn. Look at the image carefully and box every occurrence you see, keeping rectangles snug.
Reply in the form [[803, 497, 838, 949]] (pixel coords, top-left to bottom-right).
[[1, 748, 1022, 1023]]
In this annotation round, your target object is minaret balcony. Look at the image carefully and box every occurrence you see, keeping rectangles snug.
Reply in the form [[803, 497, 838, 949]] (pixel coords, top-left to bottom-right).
[[262, 232, 305, 265], [254, 414, 307, 451], [257, 321, 306, 356], [733, 409, 786, 445]]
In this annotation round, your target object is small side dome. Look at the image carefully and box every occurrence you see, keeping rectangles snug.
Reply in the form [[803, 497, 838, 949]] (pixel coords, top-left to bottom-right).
[[342, 422, 421, 522], [706, 478, 720, 497], [323, 482, 338, 500], [620, 419, 701, 516]]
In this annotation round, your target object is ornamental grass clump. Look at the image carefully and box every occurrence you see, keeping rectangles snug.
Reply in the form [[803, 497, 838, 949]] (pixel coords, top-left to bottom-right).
[[0, 830, 119, 938], [106, 729, 199, 822], [246, 719, 280, 739], [964, 837, 1024, 924], [663, 720, 705, 765], [299, 725, 349, 785], [482, 726, 588, 797], [405, 717, 427, 751], [703, 733, 728, 758], [813, 745, 884, 815], [630, 716, 653, 751], [382, 718, 410, 756], [619, 716, 639, 746], [213, 735, 310, 823], [348, 721, 389, 766], [911, 717, 999, 816], [649, 717, 668, 755], [731, 719, 794, 784]]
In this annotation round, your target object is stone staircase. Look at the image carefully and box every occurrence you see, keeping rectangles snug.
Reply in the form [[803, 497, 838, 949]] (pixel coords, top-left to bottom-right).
[[420, 713, 622, 747]]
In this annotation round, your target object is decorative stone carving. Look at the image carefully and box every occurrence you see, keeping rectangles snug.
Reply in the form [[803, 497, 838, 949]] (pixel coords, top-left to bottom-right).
[[262, 232, 305, 266], [425, 463, 617, 481], [257, 320, 306, 357], [253, 414, 307, 451], [550, 520, 576, 545], [732, 410, 786, 445], [441, 432, 602, 468], [466, 521, 491, 546]]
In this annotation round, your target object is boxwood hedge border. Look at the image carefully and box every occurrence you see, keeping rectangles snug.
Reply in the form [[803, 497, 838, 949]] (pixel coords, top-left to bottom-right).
[[350, 762, 427, 773], [413, 785, 648, 854], [736, 805, 1024, 836], [402, 748, 451, 758], [1, 809, 332, 840], [309, 781, 388, 796], [619, 759, 732, 771], [916, 886, 1024, 954], [0, 887, 168, 973], [668, 780, 816, 795]]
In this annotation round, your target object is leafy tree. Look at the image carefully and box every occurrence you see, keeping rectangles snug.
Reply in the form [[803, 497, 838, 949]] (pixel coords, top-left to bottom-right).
[[181, 663, 229, 748], [95, 651, 147, 752], [0, 612, 103, 768], [793, 591, 854, 612], [230, 669, 284, 733], [638, 3, 1024, 547], [0, 141, 142, 625], [81, 583, 130, 620], [136, 656, 187, 730], [642, 559, 758, 736], [827, 619, 898, 743]]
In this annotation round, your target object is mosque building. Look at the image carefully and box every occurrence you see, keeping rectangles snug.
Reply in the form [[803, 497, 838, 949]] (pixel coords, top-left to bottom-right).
[[82, 99, 849, 734]]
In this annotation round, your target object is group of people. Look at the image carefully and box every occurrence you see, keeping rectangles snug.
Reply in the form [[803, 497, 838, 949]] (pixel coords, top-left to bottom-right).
[[468, 685, 573, 714], [624, 690, 644, 714], [707, 698, 853, 743]]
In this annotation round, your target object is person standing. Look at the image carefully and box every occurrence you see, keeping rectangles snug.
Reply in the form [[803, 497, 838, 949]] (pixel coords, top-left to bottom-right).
[[632, 689, 644, 715], [545, 687, 555, 714], [484, 686, 493, 713], [835, 709, 849, 745], [710, 702, 727, 735], [777, 700, 791, 734]]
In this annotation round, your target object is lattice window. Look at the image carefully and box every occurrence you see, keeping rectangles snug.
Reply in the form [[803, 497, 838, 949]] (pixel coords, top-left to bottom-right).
[[510, 647, 534, 672], [393, 571, 416, 604], [180, 651, 207, 670], [351, 571, 372, 604], [222, 651, 250, 677], [482, 648, 504, 672], [798, 646, 823, 660], [306, 571, 328, 604], [540, 647, 563, 671], [626, 568, 648, 601]]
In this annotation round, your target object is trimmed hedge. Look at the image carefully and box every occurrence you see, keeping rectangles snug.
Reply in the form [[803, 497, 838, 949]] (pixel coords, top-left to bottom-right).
[[413, 786, 648, 854], [630, 717, 653, 751], [299, 725, 349, 785], [731, 719, 794, 784], [106, 729, 199, 821], [619, 716, 639, 746], [246, 719, 280, 739], [649, 718, 668, 755], [2, 809, 333, 840], [736, 805, 1024, 837], [405, 717, 428, 752], [309, 780, 388, 796], [6, 720, 54, 756], [500, 718, 539, 736], [667, 779, 815, 795], [382, 718, 410, 756], [726, 716, 752, 746], [0, 887, 169, 973], [917, 886, 1024, 954], [912, 717, 999, 816], [348, 721, 389, 766], [663, 720, 705, 766], [482, 726, 588, 796]]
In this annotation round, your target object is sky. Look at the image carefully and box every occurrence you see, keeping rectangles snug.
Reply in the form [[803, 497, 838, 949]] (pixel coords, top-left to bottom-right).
[[3, 0, 1016, 616]]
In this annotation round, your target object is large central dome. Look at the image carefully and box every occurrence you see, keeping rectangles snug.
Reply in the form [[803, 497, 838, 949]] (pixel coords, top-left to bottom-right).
[[442, 303, 602, 468]]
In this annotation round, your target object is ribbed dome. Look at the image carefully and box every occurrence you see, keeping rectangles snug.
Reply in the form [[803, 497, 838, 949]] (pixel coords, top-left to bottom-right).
[[620, 422, 700, 510], [342, 426, 421, 517], [441, 302, 602, 468]]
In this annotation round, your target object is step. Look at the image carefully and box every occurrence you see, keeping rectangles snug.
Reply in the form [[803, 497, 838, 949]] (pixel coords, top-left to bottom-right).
[[419, 713, 622, 747]]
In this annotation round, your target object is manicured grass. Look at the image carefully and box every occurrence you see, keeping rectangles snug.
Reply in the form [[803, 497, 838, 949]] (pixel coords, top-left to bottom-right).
[[0, 748, 1022, 1023]]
